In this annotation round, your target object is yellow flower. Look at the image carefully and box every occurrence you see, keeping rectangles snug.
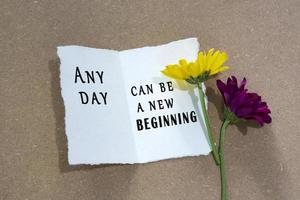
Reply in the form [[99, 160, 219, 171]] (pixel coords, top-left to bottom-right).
[[161, 48, 230, 83]]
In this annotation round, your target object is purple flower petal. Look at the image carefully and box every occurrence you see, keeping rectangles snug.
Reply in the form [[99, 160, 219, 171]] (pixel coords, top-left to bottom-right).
[[216, 76, 272, 126], [217, 80, 231, 105], [235, 106, 254, 118]]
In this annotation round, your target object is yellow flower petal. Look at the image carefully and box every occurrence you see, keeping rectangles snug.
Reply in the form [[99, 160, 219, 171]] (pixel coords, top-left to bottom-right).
[[161, 65, 188, 80], [196, 52, 206, 74], [212, 52, 228, 70], [187, 62, 201, 78], [219, 65, 230, 72], [208, 50, 221, 70], [207, 48, 215, 58], [161, 48, 230, 82], [179, 59, 188, 66], [210, 66, 230, 76]]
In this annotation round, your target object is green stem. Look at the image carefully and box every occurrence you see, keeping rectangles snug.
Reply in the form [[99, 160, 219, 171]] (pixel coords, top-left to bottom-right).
[[219, 119, 231, 200], [196, 82, 220, 165]]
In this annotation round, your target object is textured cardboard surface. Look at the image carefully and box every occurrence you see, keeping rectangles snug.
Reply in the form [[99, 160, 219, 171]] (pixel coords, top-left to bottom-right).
[[1, 1, 300, 199]]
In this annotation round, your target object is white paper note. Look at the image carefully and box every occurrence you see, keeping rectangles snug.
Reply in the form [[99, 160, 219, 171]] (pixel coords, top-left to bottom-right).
[[57, 38, 211, 165]]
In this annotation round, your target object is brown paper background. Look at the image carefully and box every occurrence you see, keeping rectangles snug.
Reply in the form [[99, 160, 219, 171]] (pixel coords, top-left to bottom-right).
[[1, 1, 300, 199]]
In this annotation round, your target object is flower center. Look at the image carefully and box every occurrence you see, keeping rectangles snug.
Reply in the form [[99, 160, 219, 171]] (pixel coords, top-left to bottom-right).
[[224, 106, 242, 123], [185, 71, 210, 84]]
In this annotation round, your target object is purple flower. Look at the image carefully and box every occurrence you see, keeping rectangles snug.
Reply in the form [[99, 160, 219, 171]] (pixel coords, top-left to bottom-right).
[[217, 76, 272, 126]]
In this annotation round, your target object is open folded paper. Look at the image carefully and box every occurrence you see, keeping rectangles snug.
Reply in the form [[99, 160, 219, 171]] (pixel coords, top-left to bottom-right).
[[57, 38, 211, 165]]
